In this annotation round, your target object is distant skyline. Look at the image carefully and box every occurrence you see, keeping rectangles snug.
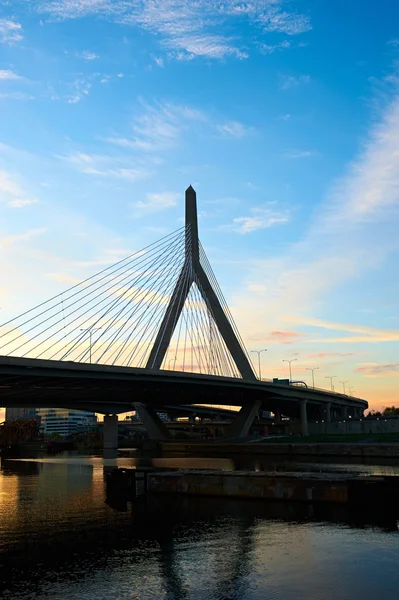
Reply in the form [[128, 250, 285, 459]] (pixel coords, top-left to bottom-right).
[[1, 0, 399, 419]]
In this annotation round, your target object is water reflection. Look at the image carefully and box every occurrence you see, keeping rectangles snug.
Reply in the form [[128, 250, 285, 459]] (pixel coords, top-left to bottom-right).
[[1, 458, 399, 600]]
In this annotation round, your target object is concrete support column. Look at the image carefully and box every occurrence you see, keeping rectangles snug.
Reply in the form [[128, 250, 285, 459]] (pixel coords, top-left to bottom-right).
[[326, 402, 331, 423], [134, 403, 171, 441], [341, 406, 348, 420], [224, 400, 261, 440], [274, 408, 281, 425], [104, 414, 118, 457], [300, 399, 308, 436]]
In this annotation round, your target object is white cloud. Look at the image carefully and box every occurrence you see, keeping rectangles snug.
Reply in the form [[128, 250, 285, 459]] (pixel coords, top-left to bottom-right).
[[0, 170, 39, 208], [232, 206, 290, 234], [260, 7, 311, 35], [261, 40, 291, 54], [0, 69, 22, 80], [36, 1, 311, 60], [0, 19, 23, 44], [217, 121, 254, 138], [108, 100, 205, 152], [0, 228, 46, 249], [133, 191, 179, 215], [280, 74, 310, 90], [0, 92, 34, 100], [284, 150, 316, 158], [76, 50, 99, 60], [154, 56, 164, 67], [58, 152, 152, 181]]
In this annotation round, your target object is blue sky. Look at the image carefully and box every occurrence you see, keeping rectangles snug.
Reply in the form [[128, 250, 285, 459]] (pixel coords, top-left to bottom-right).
[[1, 0, 399, 417]]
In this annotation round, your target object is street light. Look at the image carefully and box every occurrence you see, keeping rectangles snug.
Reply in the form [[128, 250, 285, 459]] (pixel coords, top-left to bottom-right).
[[80, 327, 102, 363], [348, 386, 355, 397], [325, 375, 337, 392], [250, 349, 267, 380], [283, 358, 297, 382], [306, 367, 319, 389], [340, 380, 349, 394], [169, 356, 177, 370]]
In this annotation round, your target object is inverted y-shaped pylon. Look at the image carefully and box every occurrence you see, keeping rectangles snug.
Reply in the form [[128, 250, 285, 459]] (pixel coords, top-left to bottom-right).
[[146, 186, 256, 381]]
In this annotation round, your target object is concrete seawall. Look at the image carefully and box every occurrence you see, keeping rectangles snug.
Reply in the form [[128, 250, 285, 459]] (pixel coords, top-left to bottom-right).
[[146, 470, 399, 506], [161, 442, 399, 459]]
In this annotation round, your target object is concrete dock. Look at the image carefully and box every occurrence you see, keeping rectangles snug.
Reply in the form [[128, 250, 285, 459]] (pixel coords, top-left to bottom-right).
[[107, 468, 399, 507]]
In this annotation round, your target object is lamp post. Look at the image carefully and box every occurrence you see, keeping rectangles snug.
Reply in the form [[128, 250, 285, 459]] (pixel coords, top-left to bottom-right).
[[169, 356, 177, 370], [348, 386, 355, 397], [250, 349, 267, 380], [340, 380, 349, 394], [80, 327, 102, 364], [306, 367, 319, 389], [283, 358, 297, 382], [325, 375, 337, 392]]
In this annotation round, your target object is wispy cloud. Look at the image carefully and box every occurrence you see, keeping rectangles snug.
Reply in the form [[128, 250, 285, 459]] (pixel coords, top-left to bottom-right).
[[298, 317, 399, 344], [0, 228, 46, 249], [58, 152, 152, 181], [0, 92, 34, 100], [356, 363, 399, 377], [108, 100, 205, 152], [308, 352, 354, 359], [261, 40, 291, 54], [0, 170, 39, 208], [37, 1, 311, 60], [132, 191, 180, 215], [280, 74, 310, 90], [0, 69, 22, 80], [284, 150, 317, 158], [76, 50, 99, 60], [0, 19, 23, 44], [232, 206, 290, 234], [217, 120, 254, 138]]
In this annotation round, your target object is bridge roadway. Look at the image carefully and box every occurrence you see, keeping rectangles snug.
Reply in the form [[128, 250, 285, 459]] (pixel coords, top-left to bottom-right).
[[0, 355, 367, 439]]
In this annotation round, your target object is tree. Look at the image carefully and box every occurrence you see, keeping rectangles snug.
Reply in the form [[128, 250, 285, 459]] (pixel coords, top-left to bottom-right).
[[383, 406, 399, 416]]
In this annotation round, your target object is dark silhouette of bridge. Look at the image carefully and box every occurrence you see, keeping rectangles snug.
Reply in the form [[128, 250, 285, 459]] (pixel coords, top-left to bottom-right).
[[0, 187, 367, 446]]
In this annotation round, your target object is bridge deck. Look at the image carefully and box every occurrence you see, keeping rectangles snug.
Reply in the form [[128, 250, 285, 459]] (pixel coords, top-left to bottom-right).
[[0, 355, 368, 416]]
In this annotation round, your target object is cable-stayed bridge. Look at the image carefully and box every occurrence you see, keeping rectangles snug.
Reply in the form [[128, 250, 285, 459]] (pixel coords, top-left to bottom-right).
[[0, 187, 367, 443]]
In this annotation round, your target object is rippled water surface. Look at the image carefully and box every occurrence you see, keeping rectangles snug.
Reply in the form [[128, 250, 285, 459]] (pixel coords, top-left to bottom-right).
[[1, 456, 399, 600]]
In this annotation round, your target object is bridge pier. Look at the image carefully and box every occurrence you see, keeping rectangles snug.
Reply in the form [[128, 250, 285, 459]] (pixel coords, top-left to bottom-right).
[[224, 401, 261, 440], [326, 402, 331, 423], [103, 414, 118, 458], [134, 403, 171, 441], [300, 399, 308, 436]]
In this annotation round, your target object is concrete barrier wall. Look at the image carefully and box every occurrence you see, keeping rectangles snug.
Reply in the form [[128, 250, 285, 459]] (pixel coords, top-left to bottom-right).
[[308, 418, 399, 436]]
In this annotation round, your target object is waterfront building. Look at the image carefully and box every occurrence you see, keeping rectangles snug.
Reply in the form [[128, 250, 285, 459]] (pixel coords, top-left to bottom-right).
[[36, 409, 97, 437]]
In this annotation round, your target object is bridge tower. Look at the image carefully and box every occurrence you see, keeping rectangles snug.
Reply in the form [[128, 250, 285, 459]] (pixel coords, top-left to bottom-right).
[[134, 186, 260, 440]]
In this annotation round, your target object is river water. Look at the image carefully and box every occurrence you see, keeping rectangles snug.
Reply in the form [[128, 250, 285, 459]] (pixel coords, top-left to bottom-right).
[[1, 454, 399, 600]]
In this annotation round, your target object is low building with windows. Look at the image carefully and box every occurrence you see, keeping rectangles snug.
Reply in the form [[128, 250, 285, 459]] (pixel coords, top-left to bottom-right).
[[36, 409, 97, 437]]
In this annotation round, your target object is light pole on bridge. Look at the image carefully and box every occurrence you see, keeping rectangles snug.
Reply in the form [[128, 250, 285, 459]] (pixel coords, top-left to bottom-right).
[[283, 358, 297, 382], [306, 366, 319, 389], [250, 349, 267, 380], [340, 380, 349, 395], [348, 386, 355, 397], [169, 356, 177, 370], [325, 375, 337, 392], [80, 327, 102, 364]]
